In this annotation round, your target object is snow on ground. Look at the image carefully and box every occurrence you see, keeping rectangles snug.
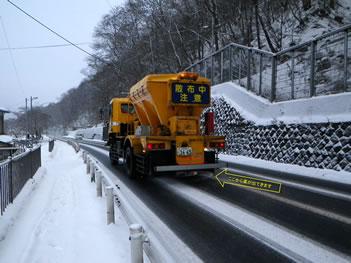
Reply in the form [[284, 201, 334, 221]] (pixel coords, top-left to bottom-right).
[[0, 135, 14, 144], [66, 126, 104, 140], [212, 82, 351, 125], [0, 106, 9, 112], [0, 141, 130, 263], [66, 130, 77, 139], [219, 154, 351, 185]]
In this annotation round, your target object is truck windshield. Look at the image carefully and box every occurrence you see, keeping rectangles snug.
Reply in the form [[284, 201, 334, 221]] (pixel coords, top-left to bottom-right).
[[121, 104, 136, 114]]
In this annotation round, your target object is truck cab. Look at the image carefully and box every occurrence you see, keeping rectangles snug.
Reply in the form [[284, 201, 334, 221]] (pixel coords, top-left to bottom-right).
[[106, 98, 137, 164]]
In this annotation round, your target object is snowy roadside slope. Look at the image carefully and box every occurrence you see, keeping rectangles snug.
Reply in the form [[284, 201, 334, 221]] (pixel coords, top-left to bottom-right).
[[0, 141, 130, 263], [212, 82, 351, 125]]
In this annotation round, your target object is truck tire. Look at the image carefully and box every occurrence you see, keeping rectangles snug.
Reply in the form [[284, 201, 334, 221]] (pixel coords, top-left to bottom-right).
[[109, 144, 118, 165], [126, 147, 136, 178]]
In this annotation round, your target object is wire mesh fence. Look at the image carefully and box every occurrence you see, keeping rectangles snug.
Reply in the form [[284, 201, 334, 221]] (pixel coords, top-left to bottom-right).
[[0, 146, 41, 215], [185, 24, 351, 102]]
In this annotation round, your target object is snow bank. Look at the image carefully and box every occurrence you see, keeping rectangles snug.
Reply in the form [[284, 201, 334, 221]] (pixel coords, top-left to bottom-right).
[[212, 82, 351, 125], [76, 126, 103, 140], [0, 106, 9, 112], [0, 141, 130, 263], [66, 130, 77, 138], [0, 135, 13, 144]]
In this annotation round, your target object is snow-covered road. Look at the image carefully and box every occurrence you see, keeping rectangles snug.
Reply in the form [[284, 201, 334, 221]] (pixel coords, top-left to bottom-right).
[[0, 141, 130, 263]]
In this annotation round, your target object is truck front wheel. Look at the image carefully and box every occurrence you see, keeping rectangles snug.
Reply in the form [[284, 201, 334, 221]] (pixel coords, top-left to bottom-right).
[[126, 147, 136, 178]]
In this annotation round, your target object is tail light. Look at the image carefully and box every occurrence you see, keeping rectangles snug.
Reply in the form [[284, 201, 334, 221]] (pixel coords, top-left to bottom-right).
[[209, 142, 225, 148], [147, 143, 165, 150]]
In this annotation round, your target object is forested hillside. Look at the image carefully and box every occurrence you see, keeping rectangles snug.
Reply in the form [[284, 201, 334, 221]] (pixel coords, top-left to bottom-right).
[[6, 0, 351, 135]]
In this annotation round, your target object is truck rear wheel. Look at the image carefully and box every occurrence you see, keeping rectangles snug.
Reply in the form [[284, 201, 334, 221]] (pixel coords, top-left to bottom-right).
[[126, 147, 136, 178], [109, 144, 118, 165]]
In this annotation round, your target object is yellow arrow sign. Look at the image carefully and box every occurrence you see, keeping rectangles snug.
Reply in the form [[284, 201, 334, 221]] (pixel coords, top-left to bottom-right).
[[216, 169, 282, 193]]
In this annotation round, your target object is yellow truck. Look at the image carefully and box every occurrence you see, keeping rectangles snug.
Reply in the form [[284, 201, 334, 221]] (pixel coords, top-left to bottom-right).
[[105, 72, 226, 177]]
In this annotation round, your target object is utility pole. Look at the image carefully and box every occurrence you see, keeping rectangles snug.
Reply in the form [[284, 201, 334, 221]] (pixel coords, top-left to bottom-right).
[[25, 96, 38, 137], [29, 96, 38, 137], [25, 98, 28, 138], [30, 96, 38, 110]]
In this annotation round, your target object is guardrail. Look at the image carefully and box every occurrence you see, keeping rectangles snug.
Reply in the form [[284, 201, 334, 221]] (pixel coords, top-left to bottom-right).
[[81, 150, 187, 263], [49, 139, 55, 152], [82, 151, 149, 262], [185, 24, 351, 102], [65, 139, 80, 153], [0, 146, 41, 215]]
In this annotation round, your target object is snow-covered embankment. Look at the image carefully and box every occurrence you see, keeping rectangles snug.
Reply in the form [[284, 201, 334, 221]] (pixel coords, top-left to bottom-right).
[[0, 141, 130, 263]]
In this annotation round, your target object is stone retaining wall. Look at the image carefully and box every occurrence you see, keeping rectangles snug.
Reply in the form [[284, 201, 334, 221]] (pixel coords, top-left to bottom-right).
[[202, 97, 351, 172]]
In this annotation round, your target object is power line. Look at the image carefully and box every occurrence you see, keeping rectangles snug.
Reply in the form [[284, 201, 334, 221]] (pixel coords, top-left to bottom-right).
[[7, 0, 118, 70], [105, 0, 113, 9], [0, 43, 90, 51], [0, 16, 26, 97]]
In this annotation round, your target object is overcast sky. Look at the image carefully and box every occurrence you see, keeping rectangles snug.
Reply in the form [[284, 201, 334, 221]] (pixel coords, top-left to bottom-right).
[[0, 0, 124, 116]]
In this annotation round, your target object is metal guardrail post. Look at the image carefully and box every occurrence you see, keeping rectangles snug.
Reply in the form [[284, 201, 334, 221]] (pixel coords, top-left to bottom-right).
[[344, 31, 349, 91], [38, 146, 42, 170], [106, 186, 115, 224], [96, 170, 102, 197], [76, 143, 80, 153], [86, 155, 90, 174], [8, 156, 13, 204], [129, 224, 149, 263], [291, 51, 295, 99], [239, 56, 242, 85], [229, 45, 233, 81], [271, 55, 277, 102], [247, 49, 252, 91], [48, 139, 54, 152], [259, 53, 263, 96], [310, 41, 316, 97], [90, 162, 95, 182]]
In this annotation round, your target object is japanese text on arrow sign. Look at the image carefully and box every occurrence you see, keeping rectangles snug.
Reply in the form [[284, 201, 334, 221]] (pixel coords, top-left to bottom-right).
[[216, 169, 282, 193]]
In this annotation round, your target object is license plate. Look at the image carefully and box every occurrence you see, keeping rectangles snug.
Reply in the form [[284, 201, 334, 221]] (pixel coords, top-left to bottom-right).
[[177, 147, 192, 156]]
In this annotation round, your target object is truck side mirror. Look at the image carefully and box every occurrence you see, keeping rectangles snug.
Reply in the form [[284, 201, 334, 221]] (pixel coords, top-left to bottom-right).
[[99, 108, 104, 120]]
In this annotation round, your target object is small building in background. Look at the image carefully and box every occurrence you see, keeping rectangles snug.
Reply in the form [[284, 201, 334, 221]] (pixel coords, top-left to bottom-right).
[[0, 107, 14, 161], [0, 107, 10, 135]]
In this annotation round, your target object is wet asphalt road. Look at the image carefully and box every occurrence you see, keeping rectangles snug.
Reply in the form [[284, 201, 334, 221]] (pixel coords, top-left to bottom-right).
[[81, 144, 351, 262]]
